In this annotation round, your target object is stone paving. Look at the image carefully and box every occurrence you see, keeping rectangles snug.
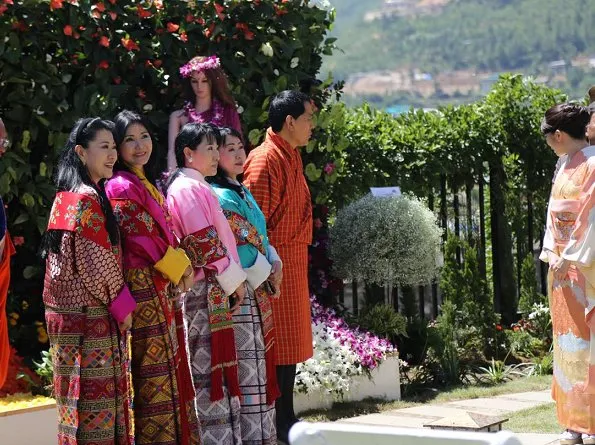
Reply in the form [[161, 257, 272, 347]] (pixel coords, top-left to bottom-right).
[[337, 390, 559, 445]]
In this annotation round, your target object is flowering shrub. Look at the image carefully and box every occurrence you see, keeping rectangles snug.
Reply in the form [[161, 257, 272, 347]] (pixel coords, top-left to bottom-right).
[[295, 296, 395, 395], [330, 194, 442, 286], [0, 0, 339, 359]]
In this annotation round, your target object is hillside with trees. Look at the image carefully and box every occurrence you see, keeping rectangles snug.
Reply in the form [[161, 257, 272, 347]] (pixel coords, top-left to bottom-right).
[[325, 0, 595, 100]]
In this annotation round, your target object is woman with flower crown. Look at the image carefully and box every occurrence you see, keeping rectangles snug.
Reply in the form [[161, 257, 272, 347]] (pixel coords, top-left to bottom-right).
[[167, 55, 242, 171]]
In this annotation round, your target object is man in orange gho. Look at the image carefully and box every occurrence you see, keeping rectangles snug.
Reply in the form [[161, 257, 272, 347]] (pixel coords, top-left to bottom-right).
[[0, 118, 15, 388]]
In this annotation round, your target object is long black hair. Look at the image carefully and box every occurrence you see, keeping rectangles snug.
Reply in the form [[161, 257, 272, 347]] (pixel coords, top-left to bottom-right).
[[164, 122, 220, 193], [207, 126, 246, 199], [40, 117, 119, 258], [113, 110, 159, 185]]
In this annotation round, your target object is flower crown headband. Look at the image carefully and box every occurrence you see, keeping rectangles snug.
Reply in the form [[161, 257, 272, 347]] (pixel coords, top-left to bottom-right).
[[179, 55, 221, 78]]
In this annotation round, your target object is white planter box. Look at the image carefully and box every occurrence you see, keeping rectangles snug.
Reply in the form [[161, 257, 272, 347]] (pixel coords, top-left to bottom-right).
[[0, 401, 57, 445], [294, 355, 401, 414]]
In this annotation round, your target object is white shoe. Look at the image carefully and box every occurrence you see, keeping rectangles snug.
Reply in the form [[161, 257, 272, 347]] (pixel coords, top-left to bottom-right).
[[582, 433, 595, 444], [560, 430, 582, 445]]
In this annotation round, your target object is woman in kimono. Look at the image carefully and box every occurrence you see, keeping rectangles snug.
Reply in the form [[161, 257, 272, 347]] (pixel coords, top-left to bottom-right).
[[167, 55, 241, 170], [165, 122, 247, 444], [40, 117, 136, 445], [209, 127, 282, 444], [540, 103, 595, 445], [105, 110, 200, 445]]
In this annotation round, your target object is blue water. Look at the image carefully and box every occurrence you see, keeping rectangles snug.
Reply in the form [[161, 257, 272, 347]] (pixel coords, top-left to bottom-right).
[[385, 104, 411, 115]]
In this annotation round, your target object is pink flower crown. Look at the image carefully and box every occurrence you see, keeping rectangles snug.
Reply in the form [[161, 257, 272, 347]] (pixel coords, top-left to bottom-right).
[[179, 55, 221, 78]]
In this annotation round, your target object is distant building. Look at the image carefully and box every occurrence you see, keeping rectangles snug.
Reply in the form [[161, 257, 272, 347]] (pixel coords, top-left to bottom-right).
[[548, 60, 567, 76]]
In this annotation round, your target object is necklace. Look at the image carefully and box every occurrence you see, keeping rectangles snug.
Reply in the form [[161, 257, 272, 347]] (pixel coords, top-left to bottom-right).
[[184, 99, 225, 126]]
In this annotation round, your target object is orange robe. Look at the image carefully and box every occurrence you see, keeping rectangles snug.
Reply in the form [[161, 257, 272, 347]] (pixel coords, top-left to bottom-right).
[[0, 233, 15, 389], [541, 147, 595, 434], [244, 128, 313, 365]]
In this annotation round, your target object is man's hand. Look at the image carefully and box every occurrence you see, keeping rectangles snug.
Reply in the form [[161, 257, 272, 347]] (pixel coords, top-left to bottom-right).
[[269, 260, 282, 291]]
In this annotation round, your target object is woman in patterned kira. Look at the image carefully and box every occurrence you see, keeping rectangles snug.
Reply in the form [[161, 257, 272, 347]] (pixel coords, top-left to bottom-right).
[[40, 118, 136, 445], [105, 110, 200, 445], [165, 122, 248, 444]]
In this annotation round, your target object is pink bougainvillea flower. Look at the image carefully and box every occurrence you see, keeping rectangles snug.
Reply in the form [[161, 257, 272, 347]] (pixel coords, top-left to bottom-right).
[[63, 24, 73, 36], [98, 60, 109, 69], [137, 89, 146, 99], [314, 218, 323, 229], [113, 76, 122, 85], [153, 0, 163, 9], [185, 13, 194, 23], [11, 236, 24, 247], [99, 36, 110, 47], [94, 1, 105, 12], [49, 0, 64, 10], [179, 32, 188, 42], [108, 11, 116, 20], [324, 162, 336, 175], [153, 59, 162, 68], [166, 22, 179, 33]]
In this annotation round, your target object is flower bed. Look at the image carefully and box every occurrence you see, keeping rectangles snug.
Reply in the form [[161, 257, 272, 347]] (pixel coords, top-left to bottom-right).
[[0, 393, 57, 445], [294, 296, 400, 412]]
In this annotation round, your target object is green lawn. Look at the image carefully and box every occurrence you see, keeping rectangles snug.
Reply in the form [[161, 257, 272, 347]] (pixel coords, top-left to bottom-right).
[[505, 403, 558, 434], [302, 375, 552, 423]]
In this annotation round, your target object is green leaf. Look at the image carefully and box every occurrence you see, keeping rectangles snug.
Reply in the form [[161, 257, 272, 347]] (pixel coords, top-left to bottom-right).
[[20, 193, 35, 208], [39, 162, 47, 177], [13, 213, 30, 225], [23, 266, 40, 280]]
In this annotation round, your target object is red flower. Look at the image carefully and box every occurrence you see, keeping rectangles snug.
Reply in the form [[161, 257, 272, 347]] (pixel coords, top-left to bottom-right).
[[213, 2, 225, 20], [136, 4, 152, 19], [236, 23, 255, 40], [113, 76, 122, 85], [138, 89, 146, 99], [496, 324, 503, 331], [98, 60, 109, 70], [73, 32, 80, 39], [153, 59, 162, 68], [12, 20, 27, 32], [107, 0, 115, 4], [166, 22, 179, 33], [196, 17, 205, 25], [49, 0, 63, 10], [109, 11, 117, 20], [179, 32, 188, 42], [204, 23, 215, 38], [0, 5, 7, 15], [63, 24, 73, 36], [94, 1, 105, 12], [274, 5, 288, 16], [91, 9, 101, 18], [121, 37, 139, 51], [185, 13, 194, 23], [11, 236, 24, 247], [99, 36, 110, 47]]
